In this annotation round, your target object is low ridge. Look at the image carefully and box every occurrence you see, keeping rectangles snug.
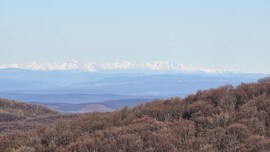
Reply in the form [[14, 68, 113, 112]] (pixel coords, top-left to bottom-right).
[[0, 98, 59, 118]]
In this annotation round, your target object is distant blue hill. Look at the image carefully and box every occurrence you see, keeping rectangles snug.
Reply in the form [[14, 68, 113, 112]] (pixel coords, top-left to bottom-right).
[[64, 74, 262, 96], [0, 68, 268, 112], [0, 93, 154, 104]]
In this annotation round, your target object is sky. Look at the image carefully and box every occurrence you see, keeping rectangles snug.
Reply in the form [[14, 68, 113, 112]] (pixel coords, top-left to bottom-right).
[[0, 0, 269, 73]]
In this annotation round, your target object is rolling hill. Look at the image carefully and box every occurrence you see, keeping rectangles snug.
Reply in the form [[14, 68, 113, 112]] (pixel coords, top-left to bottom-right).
[[0, 69, 265, 114], [0, 99, 64, 133], [0, 98, 59, 120], [0, 78, 270, 151]]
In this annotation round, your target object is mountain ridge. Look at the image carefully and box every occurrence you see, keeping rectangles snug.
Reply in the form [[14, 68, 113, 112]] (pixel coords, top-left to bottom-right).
[[0, 60, 244, 74]]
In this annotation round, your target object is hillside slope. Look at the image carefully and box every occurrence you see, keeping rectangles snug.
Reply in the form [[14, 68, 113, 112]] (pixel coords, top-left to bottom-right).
[[0, 99, 76, 134], [1, 78, 270, 151], [0, 98, 59, 119]]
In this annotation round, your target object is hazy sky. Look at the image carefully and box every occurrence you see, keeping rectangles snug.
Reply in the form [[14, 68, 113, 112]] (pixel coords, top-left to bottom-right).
[[0, 0, 269, 73]]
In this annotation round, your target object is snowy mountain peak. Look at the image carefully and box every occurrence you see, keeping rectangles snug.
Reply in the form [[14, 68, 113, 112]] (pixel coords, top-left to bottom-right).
[[0, 60, 238, 74]]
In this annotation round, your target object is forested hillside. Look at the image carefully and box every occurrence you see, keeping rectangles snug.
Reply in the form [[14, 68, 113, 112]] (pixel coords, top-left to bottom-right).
[[0, 99, 73, 134], [1, 78, 270, 151], [0, 99, 59, 122]]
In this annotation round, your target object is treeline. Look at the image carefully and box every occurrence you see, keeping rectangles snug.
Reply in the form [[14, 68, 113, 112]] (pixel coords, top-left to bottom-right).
[[1, 78, 270, 151]]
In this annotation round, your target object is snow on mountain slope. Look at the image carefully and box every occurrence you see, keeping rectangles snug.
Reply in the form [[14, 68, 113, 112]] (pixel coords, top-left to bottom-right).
[[0, 60, 238, 74]]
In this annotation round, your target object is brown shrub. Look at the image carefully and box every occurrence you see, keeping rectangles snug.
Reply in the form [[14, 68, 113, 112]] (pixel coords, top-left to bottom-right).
[[1, 80, 270, 151]]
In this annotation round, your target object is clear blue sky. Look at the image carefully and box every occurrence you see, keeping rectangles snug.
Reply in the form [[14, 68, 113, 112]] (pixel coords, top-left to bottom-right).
[[0, 0, 269, 73]]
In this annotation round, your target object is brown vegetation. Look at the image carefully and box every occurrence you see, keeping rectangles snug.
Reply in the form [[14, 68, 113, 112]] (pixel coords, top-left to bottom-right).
[[1, 78, 270, 151], [0, 99, 59, 119], [0, 99, 71, 133]]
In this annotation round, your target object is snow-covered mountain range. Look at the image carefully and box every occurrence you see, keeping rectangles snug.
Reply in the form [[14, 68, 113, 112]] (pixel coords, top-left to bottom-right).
[[0, 60, 238, 74]]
